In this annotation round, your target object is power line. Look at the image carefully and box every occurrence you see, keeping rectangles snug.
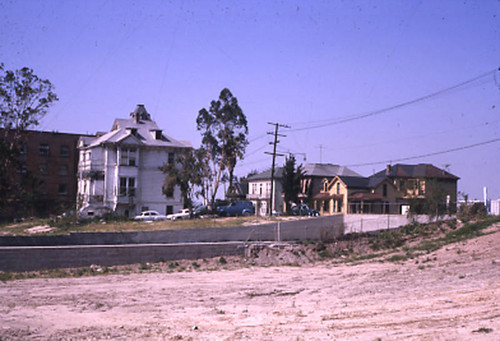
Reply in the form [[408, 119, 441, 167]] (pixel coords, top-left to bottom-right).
[[244, 143, 268, 157], [322, 119, 500, 152], [248, 132, 267, 143], [346, 137, 500, 167], [288, 68, 498, 133]]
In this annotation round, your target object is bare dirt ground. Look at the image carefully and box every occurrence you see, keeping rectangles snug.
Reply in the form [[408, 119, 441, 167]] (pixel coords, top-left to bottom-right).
[[1, 225, 499, 340]]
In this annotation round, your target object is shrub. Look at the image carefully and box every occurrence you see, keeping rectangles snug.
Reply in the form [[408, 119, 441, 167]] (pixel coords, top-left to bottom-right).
[[458, 202, 487, 220]]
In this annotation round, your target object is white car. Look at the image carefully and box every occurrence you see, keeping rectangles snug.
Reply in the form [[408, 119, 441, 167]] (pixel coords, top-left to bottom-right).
[[166, 208, 191, 221], [134, 210, 167, 221]]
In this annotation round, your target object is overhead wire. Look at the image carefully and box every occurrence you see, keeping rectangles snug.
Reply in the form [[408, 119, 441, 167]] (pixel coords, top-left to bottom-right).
[[322, 119, 500, 152], [345, 137, 500, 167], [287, 68, 497, 132]]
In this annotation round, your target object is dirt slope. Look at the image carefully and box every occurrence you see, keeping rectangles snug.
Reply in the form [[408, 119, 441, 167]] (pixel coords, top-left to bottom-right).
[[0, 224, 499, 340]]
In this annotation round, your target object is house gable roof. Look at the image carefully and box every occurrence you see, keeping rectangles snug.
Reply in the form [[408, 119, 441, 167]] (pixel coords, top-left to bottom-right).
[[374, 163, 459, 180], [82, 105, 192, 149], [248, 163, 361, 182], [337, 175, 371, 189], [303, 163, 361, 178], [247, 167, 284, 181]]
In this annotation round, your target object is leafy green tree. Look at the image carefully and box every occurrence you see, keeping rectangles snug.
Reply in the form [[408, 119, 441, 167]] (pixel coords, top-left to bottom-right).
[[0, 64, 58, 218], [281, 156, 304, 213], [196, 88, 248, 207], [161, 148, 203, 214], [408, 179, 452, 217]]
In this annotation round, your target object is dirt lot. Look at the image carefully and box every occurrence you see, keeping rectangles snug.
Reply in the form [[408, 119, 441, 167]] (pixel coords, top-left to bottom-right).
[[1, 224, 499, 340]]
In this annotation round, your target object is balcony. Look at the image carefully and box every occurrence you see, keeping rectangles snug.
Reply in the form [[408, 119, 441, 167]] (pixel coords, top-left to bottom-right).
[[79, 170, 105, 180], [89, 195, 104, 204]]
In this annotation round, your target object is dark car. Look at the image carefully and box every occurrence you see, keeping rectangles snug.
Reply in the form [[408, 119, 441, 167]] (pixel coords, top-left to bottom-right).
[[217, 201, 255, 217], [192, 205, 209, 218], [290, 204, 320, 217]]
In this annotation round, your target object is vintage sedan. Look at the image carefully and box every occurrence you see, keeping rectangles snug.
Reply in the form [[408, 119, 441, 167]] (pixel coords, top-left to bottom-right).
[[133, 210, 168, 221], [166, 208, 191, 221]]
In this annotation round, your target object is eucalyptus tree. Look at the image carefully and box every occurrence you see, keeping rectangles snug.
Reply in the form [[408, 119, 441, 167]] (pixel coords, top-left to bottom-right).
[[196, 88, 248, 207]]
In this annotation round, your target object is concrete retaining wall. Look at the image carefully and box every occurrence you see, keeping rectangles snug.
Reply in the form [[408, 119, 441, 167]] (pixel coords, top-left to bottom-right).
[[0, 242, 246, 272], [0, 215, 344, 246], [1, 214, 451, 272]]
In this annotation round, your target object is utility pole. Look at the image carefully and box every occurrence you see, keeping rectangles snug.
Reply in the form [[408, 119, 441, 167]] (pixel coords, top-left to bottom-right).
[[265, 122, 289, 216]]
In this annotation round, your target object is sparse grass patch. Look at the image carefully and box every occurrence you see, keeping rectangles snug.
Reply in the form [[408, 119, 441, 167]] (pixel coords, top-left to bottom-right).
[[0, 271, 14, 282], [318, 249, 331, 258], [0, 215, 283, 236], [139, 262, 151, 270], [386, 254, 408, 262]]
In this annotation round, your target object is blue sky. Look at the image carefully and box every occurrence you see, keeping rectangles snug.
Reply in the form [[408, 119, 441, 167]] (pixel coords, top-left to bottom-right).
[[1, 0, 499, 200]]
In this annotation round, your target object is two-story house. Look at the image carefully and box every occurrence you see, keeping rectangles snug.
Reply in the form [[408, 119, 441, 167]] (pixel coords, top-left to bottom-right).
[[298, 163, 361, 206], [313, 175, 398, 215], [314, 163, 459, 216], [77, 105, 192, 218], [246, 163, 361, 216], [374, 163, 459, 214], [246, 168, 283, 216]]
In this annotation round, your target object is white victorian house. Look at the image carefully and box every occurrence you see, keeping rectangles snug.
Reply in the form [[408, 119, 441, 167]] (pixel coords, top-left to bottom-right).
[[77, 104, 192, 218]]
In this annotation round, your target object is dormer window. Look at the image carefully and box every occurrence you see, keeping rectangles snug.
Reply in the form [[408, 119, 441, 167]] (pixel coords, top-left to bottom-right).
[[151, 129, 163, 140], [130, 128, 138, 136]]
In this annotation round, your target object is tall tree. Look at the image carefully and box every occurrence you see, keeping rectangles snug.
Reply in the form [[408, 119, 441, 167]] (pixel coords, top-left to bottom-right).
[[281, 156, 304, 213], [161, 148, 203, 214], [196, 88, 248, 207], [0, 64, 58, 217], [0, 64, 58, 131]]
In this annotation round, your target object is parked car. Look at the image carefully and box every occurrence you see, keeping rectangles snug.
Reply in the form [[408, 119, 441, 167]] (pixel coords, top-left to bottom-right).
[[217, 201, 255, 217], [193, 205, 209, 218], [166, 208, 191, 221], [290, 204, 320, 217], [134, 210, 167, 221]]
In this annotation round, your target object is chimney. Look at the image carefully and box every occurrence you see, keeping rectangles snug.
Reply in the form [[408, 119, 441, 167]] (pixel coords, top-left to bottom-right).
[[386, 164, 391, 175]]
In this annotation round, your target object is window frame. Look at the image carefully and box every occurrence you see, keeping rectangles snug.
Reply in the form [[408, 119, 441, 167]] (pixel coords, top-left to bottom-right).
[[39, 144, 50, 157]]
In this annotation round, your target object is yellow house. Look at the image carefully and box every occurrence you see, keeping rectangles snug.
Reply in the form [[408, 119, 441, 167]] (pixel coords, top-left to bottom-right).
[[313, 175, 398, 215]]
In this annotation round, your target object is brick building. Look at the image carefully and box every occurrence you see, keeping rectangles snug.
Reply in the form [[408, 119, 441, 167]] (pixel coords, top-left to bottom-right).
[[1, 129, 93, 219]]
